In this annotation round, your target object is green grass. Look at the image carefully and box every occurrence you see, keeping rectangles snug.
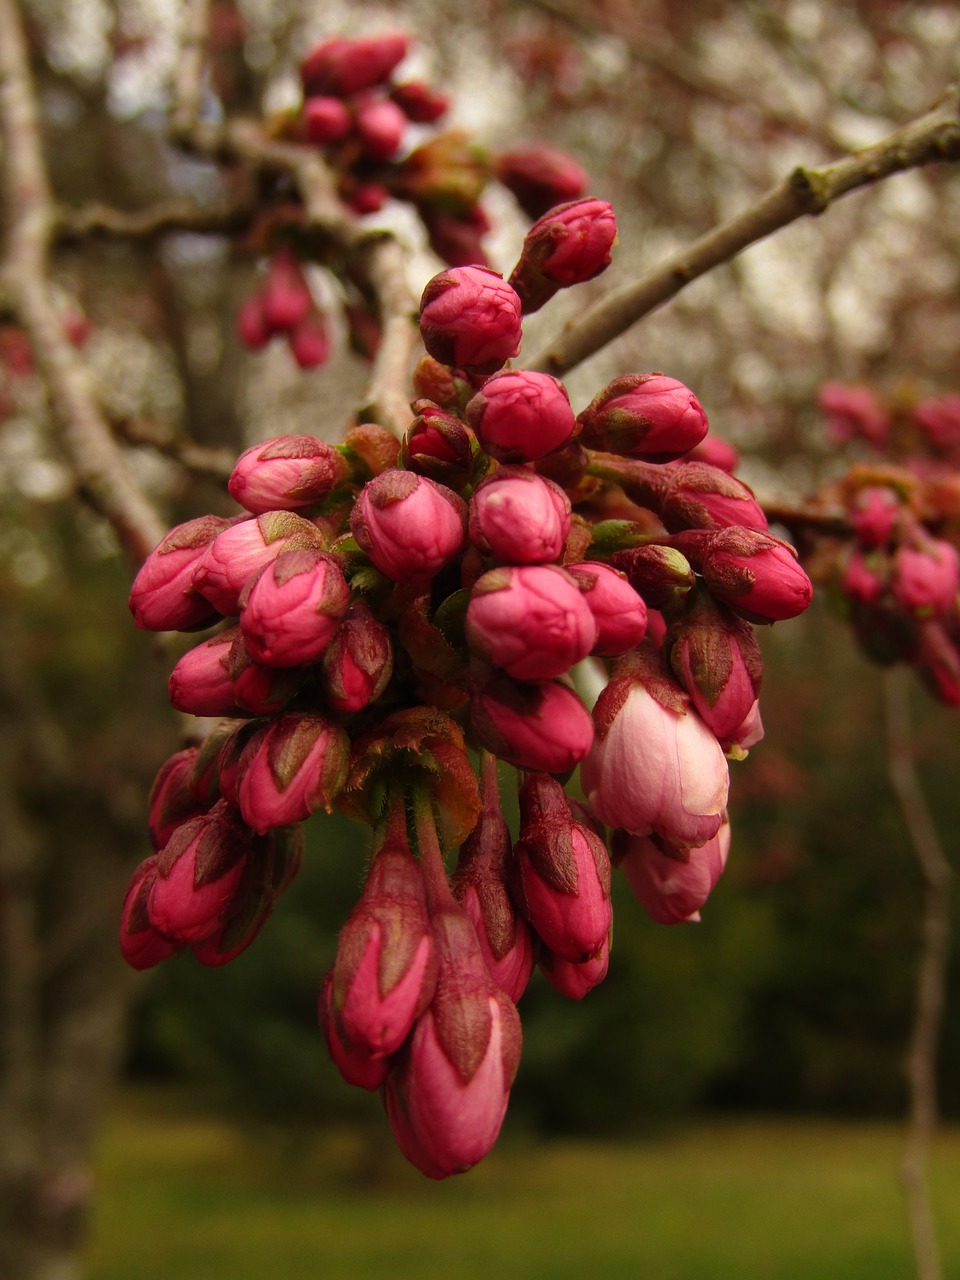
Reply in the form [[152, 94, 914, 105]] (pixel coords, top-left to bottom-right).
[[87, 1090, 960, 1280]]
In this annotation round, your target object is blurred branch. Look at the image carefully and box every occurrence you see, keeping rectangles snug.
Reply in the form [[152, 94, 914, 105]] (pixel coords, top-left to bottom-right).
[[759, 500, 852, 537], [531, 85, 960, 377], [0, 0, 167, 563], [54, 194, 256, 244], [882, 667, 953, 1280], [113, 416, 235, 481]]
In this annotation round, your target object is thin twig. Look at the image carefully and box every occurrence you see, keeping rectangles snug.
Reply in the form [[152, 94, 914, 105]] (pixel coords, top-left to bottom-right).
[[882, 666, 953, 1280], [113, 417, 235, 480], [530, 86, 960, 377], [54, 195, 256, 244]]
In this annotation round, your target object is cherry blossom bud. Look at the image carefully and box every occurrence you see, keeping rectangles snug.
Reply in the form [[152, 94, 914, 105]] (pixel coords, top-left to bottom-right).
[[301, 95, 352, 145], [227, 631, 303, 715], [319, 972, 391, 1091], [577, 374, 709, 461], [685, 435, 740, 472], [466, 370, 576, 462], [119, 857, 178, 970], [412, 356, 473, 415], [495, 144, 587, 219], [539, 935, 609, 999], [350, 470, 467, 583], [384, 904, 522, 1178], [320, 600, 394, 713], [347, 182, 389, 215], [168, 628, 244, 717], [397, 132, 491, 215], [699, 528, 813, 624], [236, 712, 349, 834], [724, 700, 764, 757], [236, 294, 271, 351], [402, 400, 475, 489], [841, 548, 886, 606], [341, 422, 401, 477], [466, 565, 597, 680], [354, 96, 407, 160], [508, 198, 617, 313], [914, 395, 960, 451], [239, 548, 350, 667], [423, 206, 491, 268], [288, 310, 331, 369], [148, 801, 253, 944], [565, 562, 647, 657], [229, 436, 348, 515], [668, 591, 763, 744], [147, 747, 211, 851], [469, 468, 571, 564], [891, 539, 960, 620], [419, 267, 522, 375], [613, 820, 731, 924], [300, 33, 409, 98], [659, 462, 768, 533], [470, 673, 594, 773], [610, 544, 696, 611], [511, 774, 612, 962], [849, 486, 901, 548], [261, 248, 312, 333], [330, 839, 437, 1058], [818, 381, 889, 446], [129, 515, 231, 631], [193, 512, 325, 616], [916, 617, 960, 706], [581, 658, 729, 851], [390, 81, 449, 123]]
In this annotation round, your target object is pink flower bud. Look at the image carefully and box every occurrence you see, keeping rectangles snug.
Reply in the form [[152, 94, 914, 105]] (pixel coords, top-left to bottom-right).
[[914, 395, 960, 451], [725, 700, 764, 756], [347, 182, 389, 215], [818, 381, 889, 446], [236, 293, 271, 350], [422, 206, 491, 269], [685, 435, 740, 472], [261, 248, 312, 334], [495, 144, 587, 219], [613, 821, 731, 924], [699, 528, 813, 624], [236, 712, 349, 834], [466, 370, 576, 462], [288, 310, 331, 370], [466, 565, 597, 680], [849, 486, 900, 548], [119, 857, 178, 969], [659, 462, 768, 533], [891, 539, 960, 619], [300, 33, 409, 98], [469, 468, 571, 564], [354, 96, 407, 160], [227, 631, 303, 714], [508, 198, 617, 313], [577, 374, 709, 461], [129, 515, 231, 631], [228, 435, 348, 515], [511, 774, 612, 962], [390, 81, 449, 123], [610, 544, 696, 611], [419, 267, 522, 374], [193, 511, 324, 615], [401, 399, 475, 489], [581, 663, 729, 851], [916, 617, 960, 706], [384, 905, 522, 1178], [668, 592, 764, 744], [539, 935, 610, 1000], [320, 601, 394, 713], [239, 548, 350, 667], [565, 562, 647, 657], [319, 973, 391, 1091], [168, 628, 244, 717], [301, 95, 352, 145], [148, 801, 253, 944], [350, 470, 467, 583], [842, 548, 886, 606], [330, 841, 438, 1057], [147, 747, 211, 851], [470, 673, 594, 773]]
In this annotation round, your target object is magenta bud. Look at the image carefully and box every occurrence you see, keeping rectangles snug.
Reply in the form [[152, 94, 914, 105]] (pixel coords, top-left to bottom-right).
[[350, 470, 467, 583], [469, 467, 571, 564], [508, 198, 617, 313], [401, 399, 475, 489], [565, 562, 647, 657], [466, 369, 576, 463], [495, 144, 587, 219], [119, 857, 179, 970], [319, 973, 392, 1091], [236, 712, 349, 834], [261, 248, 312, 334], [668, 591, 764, 744], [300, 33, 409, 98], [301, 95, 352, 144], [818, 381, 889, 446], [228, 435, 348, 515], [288, 310, 331, 369], [470, 673, 594, 773], [148, 801, 253, 944], [320, 600, 394, 713], [147, 746, 211, 851], [916, 618, 960, 706], [841, 549, 886, 606], [850, 486, 900, 548], [685, 435, 740, 472], [236, 293, 271, 351], [613, 820, 731, 924], [354, 96, 407, 160], [129, 515, 231, 631], [466, 565, 597, 679], [891, 539, 960, 620], [577, 374, 709, 461], [915, 395, 960, 451], [168, 628, 243, 717], [347, 182, 389, 215], [419, 267, 522, 375], [239, 548, 350, 667], [422, 206, 491, 269], [192, 511, 325, 615], [390, 80, 449, 123], [699, 528, 813, 624], [659, 462, 768, 533], [539, 935, 610, 1000], [227, 630, 303, 715]]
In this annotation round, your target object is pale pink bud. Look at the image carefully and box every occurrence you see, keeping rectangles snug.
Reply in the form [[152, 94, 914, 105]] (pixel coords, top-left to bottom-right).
[[725, 700, 764, 755], [261, 248, 312, 333], [465, 565, 597, 680], [565, 562, 647, 657], [577, 374, 709, 461], [301, 95, 352, 144], [511, 774, 612, 962], [119, 857, 178, 970], [891, 539, 960, 619], [147, 747, 211, 851], [390, 81, 449, 123], [228, 436, 348, 515], [659, 462, 768, 533], [354, 96, 407, 160], [148, 801, 253, 944], [288, 310, 331, 369], [539, 934, 610, 999], [319, 973, 391, 1091], [350, 470, 467, 583], [320, 601, 394, 713], [236, 294, 271, 350], [668, 592, 764, 744], [495, 144, 587, 219], [818, 381, 889, 446], [466, 370, 576, 462], [239, 548, 350, 667], [508, 198, 616, 313], [129, 515, 231, 631], [581, 669, 729, 851], [193, 511, 324, 615], [419, 267, 522, 374], [469, 468, 571, 564], [300, 33, 409, 98], [470, 673, 594, 773], [699, 528, 813, 624], [236, 712, 349, 834], [614, 820, 731, 924]]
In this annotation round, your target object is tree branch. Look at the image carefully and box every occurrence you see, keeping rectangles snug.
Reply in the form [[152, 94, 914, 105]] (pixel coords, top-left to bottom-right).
[[54, 194, 256, 244], [530, 85, 960, 377]]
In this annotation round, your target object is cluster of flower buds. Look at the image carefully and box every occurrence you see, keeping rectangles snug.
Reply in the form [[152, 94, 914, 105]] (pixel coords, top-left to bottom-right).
[[236, 247, 331, 369], [124, 193, 812, 1178]]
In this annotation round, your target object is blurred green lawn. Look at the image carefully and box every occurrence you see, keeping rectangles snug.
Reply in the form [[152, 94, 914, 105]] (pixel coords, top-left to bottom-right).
[[87, 1090, 960, 1280]]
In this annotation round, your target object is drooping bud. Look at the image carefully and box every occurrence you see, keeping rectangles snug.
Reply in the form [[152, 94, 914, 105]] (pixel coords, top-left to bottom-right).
[[401, 399, 475, 489], [261, 248, 312, 334], [495, 144, 587, 219], [419, 267, 522, 374], [612, 820, 731, 924], [539, 934, 610, 1000], [577, 374, 709, 461], [147, 747, 212, 851], [565, 562, 647, 657], [300, 33, 409, 98], [320, 600, 394, 713], [469, 468, 571, 565], [668, 589, 764, 745], [168, 627, 244, 717], [508, 198, 617, 313], [470, 672, 594, 774], [119, 856, 179, 970], [698, 528, 814, 624], [466, 369, 576, 462], [288, 309, 332, 370], [465, 565, 597, 680], [129, 515, 231, 631], [658, 462, 768, 533], [226, 630, 304, 715], [350, 470, 467, 583], [318, 972, 392, 1091], [228, 436, 349, 515], [236, 712, 349, 834], [193, 512, 325, 616], [236, 294, 271, 351], [239, 548, 350, 667]]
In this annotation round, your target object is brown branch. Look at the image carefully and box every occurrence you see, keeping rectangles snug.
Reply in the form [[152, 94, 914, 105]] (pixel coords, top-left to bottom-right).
[[882, 667, 953, 1280], [113, 417, 235, 481], [356, 234, 417, 436], [0, 0, 166, 563], [530, 85, 960, 377], [54, 194, 256, 244]]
